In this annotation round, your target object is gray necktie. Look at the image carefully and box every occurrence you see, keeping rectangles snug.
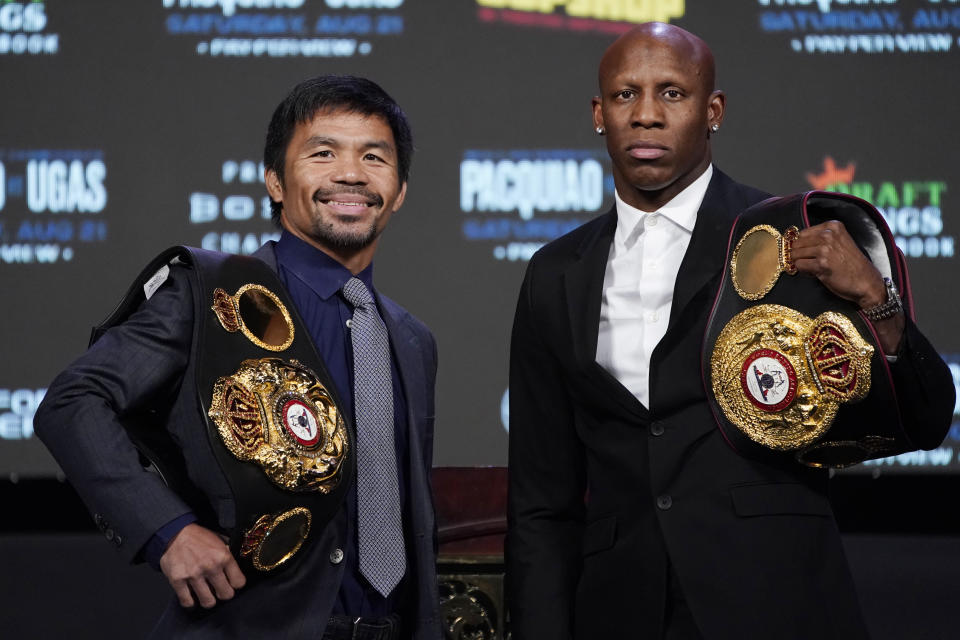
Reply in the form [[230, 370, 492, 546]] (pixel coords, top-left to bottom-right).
[[341, 276, 405, 597]]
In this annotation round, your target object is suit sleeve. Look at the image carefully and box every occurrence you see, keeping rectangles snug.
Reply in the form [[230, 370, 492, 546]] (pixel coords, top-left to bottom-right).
[[505, 256, 586, 640], [887, 316, 955, 450], [34, 267, 196, 563]]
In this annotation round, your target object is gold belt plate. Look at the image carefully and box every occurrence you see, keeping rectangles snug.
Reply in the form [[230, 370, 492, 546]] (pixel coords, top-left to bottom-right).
[[208, 357, 348, 492], [239, 507, 312, 572], [711, 305, 873, 451], [730, 224, 799, 300]]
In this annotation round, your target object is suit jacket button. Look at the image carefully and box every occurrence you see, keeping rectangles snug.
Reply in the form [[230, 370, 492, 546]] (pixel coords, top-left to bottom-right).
[[650, 423, 665, 436], [329, 548, 344, 565], [656, 495, 673, 510], [104, 529, 115, 541], [115, 535, 123, 546]]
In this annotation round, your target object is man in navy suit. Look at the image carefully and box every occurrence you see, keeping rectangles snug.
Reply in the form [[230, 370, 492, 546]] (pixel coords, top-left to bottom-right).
[[506, 23, 953, 639], [36, 76, 441, 639]]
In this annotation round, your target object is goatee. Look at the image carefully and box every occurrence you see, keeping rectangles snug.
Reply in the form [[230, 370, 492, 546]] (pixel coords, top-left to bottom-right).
[[308, 186, 383, 250]]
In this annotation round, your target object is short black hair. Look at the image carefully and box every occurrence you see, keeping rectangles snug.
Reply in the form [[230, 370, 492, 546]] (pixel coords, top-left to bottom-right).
[[264, 75, 414, 225]]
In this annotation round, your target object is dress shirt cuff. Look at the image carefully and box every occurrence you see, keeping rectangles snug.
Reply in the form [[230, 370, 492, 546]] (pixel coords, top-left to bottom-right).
[[885, 324, 911, 364], [144, 512, 197, 571]]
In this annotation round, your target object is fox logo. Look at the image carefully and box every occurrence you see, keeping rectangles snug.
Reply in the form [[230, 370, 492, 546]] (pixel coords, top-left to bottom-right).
[[806, 156, 856, 191]]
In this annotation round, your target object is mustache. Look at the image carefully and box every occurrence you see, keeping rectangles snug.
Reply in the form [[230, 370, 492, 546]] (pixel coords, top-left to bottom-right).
[[311, 186, 383, 208]]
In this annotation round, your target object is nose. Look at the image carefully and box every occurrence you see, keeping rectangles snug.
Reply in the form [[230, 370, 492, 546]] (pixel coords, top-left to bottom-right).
[[331, 153, 368, 184], [631, 93, 664, 129]]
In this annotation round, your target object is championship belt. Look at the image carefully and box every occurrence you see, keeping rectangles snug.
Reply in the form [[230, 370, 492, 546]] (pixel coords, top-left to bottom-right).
[[93, 246, 352, 574], [702, 191, 917, 468], [192, 247, 351, 573]]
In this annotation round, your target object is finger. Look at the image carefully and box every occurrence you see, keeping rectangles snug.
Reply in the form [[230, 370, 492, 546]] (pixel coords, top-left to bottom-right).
[[224, 558, 247, 590], [189, 576, 218, 609], [792, 230, 833, 252], [171, 579, 195, 608], [790, 237, 824, 256], [803, 219, 842, 234], [208, 570, 236, 602], [788, 241, 826, 264], [788, 243, 825, 261], [791, 257, 830, 278]]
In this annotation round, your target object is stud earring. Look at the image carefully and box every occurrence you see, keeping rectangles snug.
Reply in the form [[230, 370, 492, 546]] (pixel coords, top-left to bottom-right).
[[596, 126, 605, 135], [710, 124, 720, 133]]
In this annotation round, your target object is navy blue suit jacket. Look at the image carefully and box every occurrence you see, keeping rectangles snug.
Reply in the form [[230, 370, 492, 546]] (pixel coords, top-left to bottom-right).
[[35, 242, 441, 639]]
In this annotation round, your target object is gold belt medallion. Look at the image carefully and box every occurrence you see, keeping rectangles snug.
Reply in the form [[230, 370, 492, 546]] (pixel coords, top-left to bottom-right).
[[212, 284, 295, 352], [239, 507, 312, 572], [711, 305, 873, 451], [208, 357, 348, 493], [730, 224, 800, 300]]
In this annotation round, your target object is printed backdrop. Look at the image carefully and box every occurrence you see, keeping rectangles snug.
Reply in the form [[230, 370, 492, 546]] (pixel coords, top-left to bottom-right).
[[2, 0, 959, 476]]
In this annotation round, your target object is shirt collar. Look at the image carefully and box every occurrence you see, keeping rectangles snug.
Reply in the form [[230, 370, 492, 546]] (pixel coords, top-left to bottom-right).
[[613, 164, 713, 247], [274, 230, 374, 301]]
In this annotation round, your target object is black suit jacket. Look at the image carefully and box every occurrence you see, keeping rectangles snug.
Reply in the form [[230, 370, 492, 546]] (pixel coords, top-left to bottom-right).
[[505, 170, 953, 639], [35, 242, 441, 639]]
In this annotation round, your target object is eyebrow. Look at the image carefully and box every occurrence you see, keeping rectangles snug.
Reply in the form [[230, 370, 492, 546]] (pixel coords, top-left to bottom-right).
[[614, 73, 689, 87], [302, 135, 395, 156]]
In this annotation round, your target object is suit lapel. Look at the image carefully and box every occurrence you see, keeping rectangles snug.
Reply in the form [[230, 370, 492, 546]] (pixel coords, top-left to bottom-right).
[[563, 210, 648, 418], [564, 210, 616, 369], [251, 240, 279, 271], [377, 301, 426, 465], [667, 171, 744, 329]]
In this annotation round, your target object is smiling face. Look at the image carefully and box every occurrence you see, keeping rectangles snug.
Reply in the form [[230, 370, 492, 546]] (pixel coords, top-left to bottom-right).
[[265, 108, 406, 272], [592, 24, 724, 212]]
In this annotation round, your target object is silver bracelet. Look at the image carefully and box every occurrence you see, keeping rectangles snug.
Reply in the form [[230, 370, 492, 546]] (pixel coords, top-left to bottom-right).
[[861, 277, 902, 322]]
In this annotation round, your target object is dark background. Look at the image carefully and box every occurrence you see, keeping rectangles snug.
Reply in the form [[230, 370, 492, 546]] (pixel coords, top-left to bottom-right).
[[1, 2, 959, 635], [3, 1, 958, 475]]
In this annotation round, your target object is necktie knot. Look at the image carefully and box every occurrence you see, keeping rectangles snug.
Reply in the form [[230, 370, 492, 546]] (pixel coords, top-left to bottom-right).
[[342, 276, 375, 309]]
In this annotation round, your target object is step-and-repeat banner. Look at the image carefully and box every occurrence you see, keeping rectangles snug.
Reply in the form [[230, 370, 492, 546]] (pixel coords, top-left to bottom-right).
[[2, 1, 959, 476]]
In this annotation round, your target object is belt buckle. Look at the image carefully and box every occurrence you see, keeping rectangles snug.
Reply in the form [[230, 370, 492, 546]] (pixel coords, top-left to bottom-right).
[[351, 617, 362, 640]]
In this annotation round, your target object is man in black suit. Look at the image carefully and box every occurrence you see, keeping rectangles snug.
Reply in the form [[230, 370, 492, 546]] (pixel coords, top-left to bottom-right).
[[36, 76, 441, 639], [505, 23, 953, 639]]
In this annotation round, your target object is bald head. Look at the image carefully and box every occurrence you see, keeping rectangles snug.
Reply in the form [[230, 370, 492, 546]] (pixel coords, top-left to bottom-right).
[[591, 22, 725, 212], [599, 22, 716, 96]]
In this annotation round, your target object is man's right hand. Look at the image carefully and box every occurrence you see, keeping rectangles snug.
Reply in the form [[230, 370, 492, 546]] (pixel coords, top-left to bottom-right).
[[159, 523, 247, 609]]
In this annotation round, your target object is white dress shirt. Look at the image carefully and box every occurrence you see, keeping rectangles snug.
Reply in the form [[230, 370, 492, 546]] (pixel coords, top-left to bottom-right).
[[596, 165, 713, 408]]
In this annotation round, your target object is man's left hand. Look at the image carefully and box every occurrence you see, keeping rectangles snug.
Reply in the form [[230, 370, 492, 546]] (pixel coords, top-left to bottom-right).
[[790, 220, 904, 355]]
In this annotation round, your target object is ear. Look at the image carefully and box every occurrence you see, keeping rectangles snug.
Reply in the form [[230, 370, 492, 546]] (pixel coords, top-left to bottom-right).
[[591, 96, 604, 131], [265, 168, 284, 205], [391, 181, 408, 213], [707, 90, 726, 130]]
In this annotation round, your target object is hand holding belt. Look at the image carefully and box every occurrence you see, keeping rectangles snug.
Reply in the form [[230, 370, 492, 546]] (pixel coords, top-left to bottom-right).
[[702, 191, 917, 468]]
